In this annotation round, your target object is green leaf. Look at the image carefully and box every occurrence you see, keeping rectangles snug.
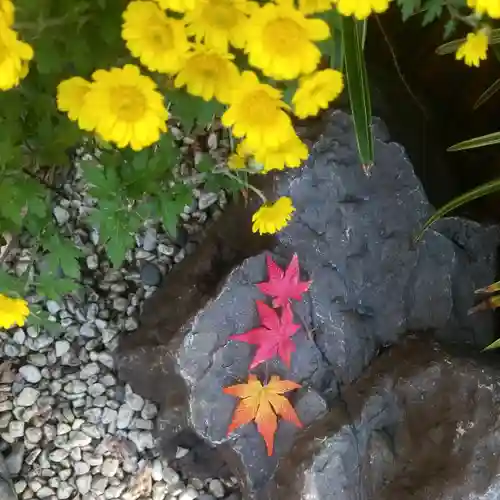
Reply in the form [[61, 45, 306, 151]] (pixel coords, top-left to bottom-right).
[[483, 337, 500, 351], [443, 19, 457, 39], [0, 269, 25, 295], [37, 271, 78, 300], [282, 81, 298, 107], [197, 154, 215, 173], [415, 177, 500, 241], [341, 17, 374, 170], [90, 199, 143, 267], [397, 0, 421, 20], [28, 305, 62, 335], [422, 0, 443, 25], [473, 78, 500, 110], [82, 160, 122, 197], [437, 30, 500, 56], [168, 90, 225, 130], [157, 184, 192, 238], [317, 9, 343, 70], [448, 131, 500, 151], [42, 234, 83, 280]]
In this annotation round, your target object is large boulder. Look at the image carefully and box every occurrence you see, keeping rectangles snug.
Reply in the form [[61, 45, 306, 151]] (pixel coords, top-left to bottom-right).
[[265, 335, 500, 500], [117, 111, 499, 498]]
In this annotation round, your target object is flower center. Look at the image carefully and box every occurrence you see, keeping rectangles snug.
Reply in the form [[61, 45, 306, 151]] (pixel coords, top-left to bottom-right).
[[244, 90, 280, 126], [264, 18, 306, 55], [148, 22, 174, 50], [204, 1, 235, 29], [112, 85, 147, 122]]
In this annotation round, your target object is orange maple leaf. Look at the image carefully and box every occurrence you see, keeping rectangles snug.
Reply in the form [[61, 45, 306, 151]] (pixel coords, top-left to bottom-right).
[[223, 374, 303, 456]]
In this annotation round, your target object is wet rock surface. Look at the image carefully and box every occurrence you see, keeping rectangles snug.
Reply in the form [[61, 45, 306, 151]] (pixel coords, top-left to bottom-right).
[[265, 335, 500, 500], [117, 111, 500, 499]]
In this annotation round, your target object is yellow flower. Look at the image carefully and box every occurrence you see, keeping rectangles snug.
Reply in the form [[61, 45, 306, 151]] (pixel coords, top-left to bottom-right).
[[468, 0, 500, 18], [77, 65, 168, 151], [0, 22, 34, 90], [292, 69, 344, 119], [185, 0, 256, 52], [244, 0, 329, 80], [174, 46, 240, 103], [298, 0, 333, 14], [252, 133, 309, 172], [122, 1, 190, 75], [222, 71, 294, 151], [456, 30, 488, 67], [0, 294, 29, 329], [0, 0, 14, 25], [154, 0, 197, 12], [228, 152, 247, 170], [57, 77, 92, 122], [332, 0, 391, 19], [252, 197, 295, 235]]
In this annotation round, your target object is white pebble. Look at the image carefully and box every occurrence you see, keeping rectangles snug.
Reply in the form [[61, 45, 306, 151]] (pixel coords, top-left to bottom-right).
[[178, 487, 199, 500], [55, 340, 70, 357], [16, 387, 39, 407], [101, 458, 119, 478], [76, 474, 92, 495], [19, 365, 42, 383]]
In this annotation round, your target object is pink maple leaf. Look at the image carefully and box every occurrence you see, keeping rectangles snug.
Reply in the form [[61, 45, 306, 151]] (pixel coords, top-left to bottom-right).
[[257, 254, 312, 308], [229, 301, 300, 368]]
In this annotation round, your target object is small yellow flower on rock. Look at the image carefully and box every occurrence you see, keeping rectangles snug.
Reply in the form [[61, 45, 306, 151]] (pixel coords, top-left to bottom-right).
[[154, 0, 197, 12], [245, 0, 329, 80], [253, 133, 309, 172], [0, 22, 34, 90], [222, 71, 294, 151], [468, 0, 500, 18], [57, 77, 92, 122], [0, 294, 29, 329], [298, 0, 333, 14], [174, 46, 240, 103], [185, 0, 256, 52], [252, 196, 295, 235], [122, 1, 190, 75], [332, 0, 391, 19], [0, 0, 14, 26], [293, 69, 344, 119], [228, 152, 247, 170], [456, 30, 488, 67], [77, 65, 168, 151]]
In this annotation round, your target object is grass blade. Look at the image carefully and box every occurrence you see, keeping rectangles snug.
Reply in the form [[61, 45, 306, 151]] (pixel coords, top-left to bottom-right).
[[473, 78, 500, 110], [415, 177, 500, 241], [341, 17, 374, 172], [448, 131, 500, 151]]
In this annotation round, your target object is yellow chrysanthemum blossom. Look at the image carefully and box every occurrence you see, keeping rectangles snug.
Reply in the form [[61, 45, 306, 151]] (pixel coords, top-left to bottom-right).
[[253, 133, 309, 172], [456, 30, 488, 67], [468, 0, 500, 18], [154, 0, 197, 12], [77, 65, 168, 151], [174, 46, 240, 103], [185, 0, 256, 52], [293, 69, 344, 119], [252, 196, 295, 235], [57, 77, 92, 122], [332, 0, 391, 19], [122, 1, 190, 75], [0, 294, 29, 329], [0, 22, 34, 91], [222, 71, 294, 151], [0, 0, 14, 25], [298, 0, 333, 14], [245, 0, 329, 80]]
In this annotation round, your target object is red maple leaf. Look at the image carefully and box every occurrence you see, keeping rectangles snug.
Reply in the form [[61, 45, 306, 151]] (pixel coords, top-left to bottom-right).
[[229, 301, 300, 369], [257, 254, 311, 308], [223, 374, 302, 456]]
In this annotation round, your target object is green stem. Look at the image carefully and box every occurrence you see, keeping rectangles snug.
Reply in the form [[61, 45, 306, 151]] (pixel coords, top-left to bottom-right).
[[222, 170, 267, 203]]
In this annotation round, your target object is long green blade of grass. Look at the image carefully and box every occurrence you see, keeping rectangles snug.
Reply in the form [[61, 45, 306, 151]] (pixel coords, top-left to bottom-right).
[[415, 177, 500, 241], [341, 17, 374, 172], [473, 78, 500, 110], [448, 131, 500, 151]]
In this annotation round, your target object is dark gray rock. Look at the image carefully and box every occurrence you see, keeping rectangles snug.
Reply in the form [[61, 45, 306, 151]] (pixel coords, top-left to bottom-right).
[[0, 452, 17, 500], [140, 262, 162, 287], [265, 335, 500, 500], [118, 111, 499, 499]]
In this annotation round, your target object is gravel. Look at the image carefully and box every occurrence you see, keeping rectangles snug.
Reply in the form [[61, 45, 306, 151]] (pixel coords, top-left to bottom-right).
[[0, 133, 239, 500]]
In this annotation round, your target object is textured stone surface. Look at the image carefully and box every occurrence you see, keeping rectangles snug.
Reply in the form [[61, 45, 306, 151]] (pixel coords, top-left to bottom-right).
[[0, 452, 17, 500], [118, 111, 499, 499], [265, 335, 500, 500]]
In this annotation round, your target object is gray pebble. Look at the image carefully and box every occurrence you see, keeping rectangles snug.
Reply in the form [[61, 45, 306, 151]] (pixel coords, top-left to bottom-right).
[[125, 385, 144, 411], [25, 428, 42, 444], [76, 475, 91, 495], [16, 388, 39, 407], [179, 487, 199, 500], [19, 365, 42, 384], [139, 262, 162, 286], [86, 255, 98, 270], [36, 486, 55, 498], [54, 341, 70, 358], [116, 405, 133, 429], [141, 402, 157, 420], [101, 458, 119, 478], [143, 228, 158, 252], [208, 479, 225, 498], [53, 206, 70, 225], [80, 324, 97, 339]]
